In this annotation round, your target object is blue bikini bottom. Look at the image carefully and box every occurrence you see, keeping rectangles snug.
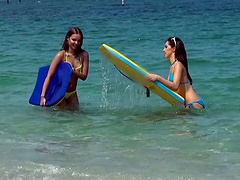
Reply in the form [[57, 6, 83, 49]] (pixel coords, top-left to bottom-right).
[[186, 98, 205, 108]]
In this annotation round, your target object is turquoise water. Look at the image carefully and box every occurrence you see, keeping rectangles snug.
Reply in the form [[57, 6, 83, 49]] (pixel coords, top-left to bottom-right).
[[1, 0, 240, 179]]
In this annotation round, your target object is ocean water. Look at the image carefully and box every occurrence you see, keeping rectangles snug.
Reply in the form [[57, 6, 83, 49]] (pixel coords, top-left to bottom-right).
[[1, 0, 240, 179]]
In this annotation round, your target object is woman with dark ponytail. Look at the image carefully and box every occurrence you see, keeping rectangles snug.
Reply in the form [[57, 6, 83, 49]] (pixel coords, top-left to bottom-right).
[[147, 37, 204, 109]]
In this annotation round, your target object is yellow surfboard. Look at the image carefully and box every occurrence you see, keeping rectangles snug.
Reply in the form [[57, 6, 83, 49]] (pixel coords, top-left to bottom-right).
[[99, 44, 185, 105]]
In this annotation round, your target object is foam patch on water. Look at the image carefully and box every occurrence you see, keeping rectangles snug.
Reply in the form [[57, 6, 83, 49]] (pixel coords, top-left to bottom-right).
[[0, 161, 208, 180]]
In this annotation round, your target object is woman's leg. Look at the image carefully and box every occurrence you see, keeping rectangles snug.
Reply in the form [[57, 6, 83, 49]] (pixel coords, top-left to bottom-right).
[[57, 98, 68, 108], [67, 92, 79, 107]]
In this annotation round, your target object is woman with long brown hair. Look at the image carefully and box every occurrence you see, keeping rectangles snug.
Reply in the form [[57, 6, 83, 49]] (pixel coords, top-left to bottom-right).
[[147, 37, 204, 109], [40, 27, 89, 108]]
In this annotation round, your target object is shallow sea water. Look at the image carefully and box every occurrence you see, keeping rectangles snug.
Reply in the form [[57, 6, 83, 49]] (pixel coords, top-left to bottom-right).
[[0, 0, 240, 179]]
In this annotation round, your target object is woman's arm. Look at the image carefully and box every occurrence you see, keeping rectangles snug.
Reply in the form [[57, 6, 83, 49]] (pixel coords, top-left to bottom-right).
[[147, 63, 183, 91], [73, 51, 89, 81], [40, 51, 64, 106]]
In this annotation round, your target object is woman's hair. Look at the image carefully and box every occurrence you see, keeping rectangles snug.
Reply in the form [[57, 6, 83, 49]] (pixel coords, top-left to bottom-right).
[[61, 27, 84, 54], [167, 37, 192, 84]]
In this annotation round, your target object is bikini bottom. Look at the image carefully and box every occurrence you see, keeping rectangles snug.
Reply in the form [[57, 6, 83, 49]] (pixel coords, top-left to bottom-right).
[[186, 98, 205, 108], [56, 90, 76, 105]]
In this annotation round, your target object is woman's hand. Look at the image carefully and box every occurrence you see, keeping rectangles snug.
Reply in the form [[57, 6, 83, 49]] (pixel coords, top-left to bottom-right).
[[40, 96, 46, 107], [147, 74, 160, 82]]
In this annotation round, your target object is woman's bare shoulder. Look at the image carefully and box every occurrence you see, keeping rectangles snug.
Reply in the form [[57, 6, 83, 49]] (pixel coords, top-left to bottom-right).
[[81, 50, 89, 60], [53, 50, 66, 62], [174, 61, 185, 70], [82, 50, 89, 56], [56, 50, 65, 58]]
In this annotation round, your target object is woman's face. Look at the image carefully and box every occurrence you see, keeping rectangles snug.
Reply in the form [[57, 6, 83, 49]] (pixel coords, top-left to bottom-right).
[[68, 34, 82, 50], [163, 41, 174, 59]]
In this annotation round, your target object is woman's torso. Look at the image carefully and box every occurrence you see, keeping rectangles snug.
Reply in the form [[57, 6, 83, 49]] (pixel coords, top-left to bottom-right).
[[169, 62, 200, 105], [61, 50, 84, 92]]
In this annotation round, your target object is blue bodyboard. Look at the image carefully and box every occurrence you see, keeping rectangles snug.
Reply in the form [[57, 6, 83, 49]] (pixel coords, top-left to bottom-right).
[[29, 62, 73, 107]]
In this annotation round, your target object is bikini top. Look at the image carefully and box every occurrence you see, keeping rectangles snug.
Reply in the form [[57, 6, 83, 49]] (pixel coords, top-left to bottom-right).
[[65, 52, 82, 71], [169, 61, 191, 84], [169, 72, 191, 84]]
